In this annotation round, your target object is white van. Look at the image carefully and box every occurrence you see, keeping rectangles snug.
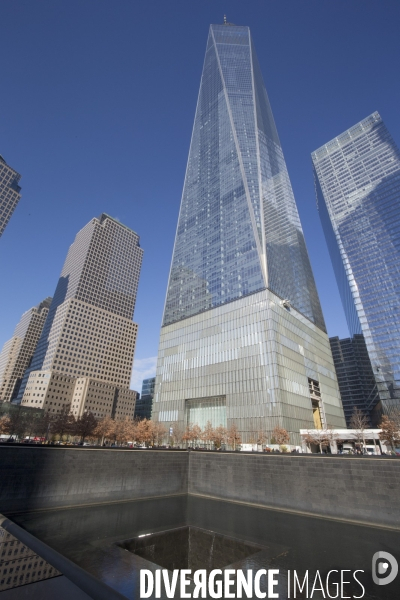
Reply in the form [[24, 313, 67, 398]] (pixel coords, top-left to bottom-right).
[[341, 444, 354, 454]]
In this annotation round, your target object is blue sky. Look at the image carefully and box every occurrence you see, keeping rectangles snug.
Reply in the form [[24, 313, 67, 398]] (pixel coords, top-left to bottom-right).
[[1, 0, 399, 391]]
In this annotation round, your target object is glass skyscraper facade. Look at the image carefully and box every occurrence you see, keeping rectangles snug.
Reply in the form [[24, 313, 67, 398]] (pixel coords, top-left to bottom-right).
[[312, 112, 400, 420], [153, 23, 345, 443], [163, 25, 324, 330], [134, 377, 155, 420], [329, 335, 376, 426]]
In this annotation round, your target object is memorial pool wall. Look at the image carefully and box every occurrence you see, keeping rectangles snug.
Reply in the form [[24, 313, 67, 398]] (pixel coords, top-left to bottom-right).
[[1, 447, 399, 528]]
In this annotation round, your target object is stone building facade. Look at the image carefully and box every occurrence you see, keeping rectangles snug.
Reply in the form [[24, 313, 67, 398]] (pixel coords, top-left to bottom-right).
[[0, 155, 21, 238], [18, 214, 143, 419], [0, 298, 51, 402]]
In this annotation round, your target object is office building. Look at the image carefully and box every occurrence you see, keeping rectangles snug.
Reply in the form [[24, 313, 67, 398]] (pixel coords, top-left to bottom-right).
[[114, 388, 140, 420], [312, 112, 400, 421], [153, 23, 345, 443], [329, 335, 376, 426], [18, 213, 143, 417], [0, 298, 51, 402], [134, 377, 155, 420], [0, 155, 21, 238]]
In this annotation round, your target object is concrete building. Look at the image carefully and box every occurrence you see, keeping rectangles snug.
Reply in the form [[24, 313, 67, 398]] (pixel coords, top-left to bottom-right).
[[0, 298, 51, 402], [113, 388, 139, 420], [312, 113, 400, 422], [22, 371, 76, 414], [153, 23, 346, 444], [22, 371, 139, 420], [134, 377, 155, 420], [0, 155, 21, 238], [18, 214, 143, 418], [329, 335, 376, 426]]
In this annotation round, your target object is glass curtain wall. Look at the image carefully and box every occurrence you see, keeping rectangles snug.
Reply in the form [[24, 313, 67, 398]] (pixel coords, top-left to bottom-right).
[[163, 24, 325, 331], [313, 112, 400, 418], [154, 23, 345, 441]]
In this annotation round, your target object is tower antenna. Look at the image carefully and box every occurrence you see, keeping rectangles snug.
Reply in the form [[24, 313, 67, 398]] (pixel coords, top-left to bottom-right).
[[223, 15, 227, 24]]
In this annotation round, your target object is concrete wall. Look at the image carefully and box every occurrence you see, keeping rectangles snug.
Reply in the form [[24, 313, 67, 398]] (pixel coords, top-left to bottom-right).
[[188, 453, 400, 528], [0, 447, 188, 513], [1, 447, 399, 528]]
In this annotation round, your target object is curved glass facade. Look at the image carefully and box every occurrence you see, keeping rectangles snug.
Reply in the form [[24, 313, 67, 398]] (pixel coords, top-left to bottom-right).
[[312, 112, 400, 416]]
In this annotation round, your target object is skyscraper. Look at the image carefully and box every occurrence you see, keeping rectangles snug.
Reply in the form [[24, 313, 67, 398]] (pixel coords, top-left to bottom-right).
[[17, 214, 143, 418], [329, 335, 376, 426], [312, 112, 400, 421], [153, 23, 345, 442], [0, 298, 51, 402], [0, 155, 21, 238], [134, 377, 155, 420]]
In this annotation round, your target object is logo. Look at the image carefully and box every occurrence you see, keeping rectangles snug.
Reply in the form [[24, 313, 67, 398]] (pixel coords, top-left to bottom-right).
[[372, 552, 398, 586]]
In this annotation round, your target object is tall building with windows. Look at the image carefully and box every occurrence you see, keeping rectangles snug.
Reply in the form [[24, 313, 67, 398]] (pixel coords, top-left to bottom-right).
[[0, 298, 51, 402], [153, 23, 345, 442], [312, 112, 400, 422], [134, 377, 155, 420], [0, 156, 21, 238], [17, 214, 143, 417], [329, 335, 376, 426]]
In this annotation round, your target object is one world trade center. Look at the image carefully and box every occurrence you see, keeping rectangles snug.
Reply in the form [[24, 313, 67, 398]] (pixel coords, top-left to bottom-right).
[[153, 22, 345, 443]]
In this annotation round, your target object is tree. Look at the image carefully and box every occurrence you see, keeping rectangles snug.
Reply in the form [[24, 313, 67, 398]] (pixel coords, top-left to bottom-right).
[[211, 425, 227, 450], [182, 425, 193, 447], [5, 409, 28, 440], [303, 429, 332, 454], [135, 418, 153, 446], [51, 406, 76, 441], [21, 411, 34, 440], [181, 424, 202, 448], [169, 422, 185, 447], [226, 423, 241, 451], [32, 412, 52, 440], [0, 415, 10, 435], [148, 421, 167, 446], [379, 415, 400, 451], [74, 412, 98, 443], [256, 430, 268, 448], [200, 421, 214, 450], [114, 416, 136, 445], [349, 407, 369, 451], [303, 431, 314, 453], [272, 425, 290, 446], [190, 424, 202, 447], [94, 416, 116, 446]]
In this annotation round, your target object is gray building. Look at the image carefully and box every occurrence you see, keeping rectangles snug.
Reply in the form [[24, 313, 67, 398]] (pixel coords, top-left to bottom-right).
[[17, 214, 143, 419], [329, 335, 376, 426], [134, 377, 155, 420], [0, 298, 51, 402], [312, 112, 400, 423], [153, 23, 345, 443], [0, 155, 21, 238]]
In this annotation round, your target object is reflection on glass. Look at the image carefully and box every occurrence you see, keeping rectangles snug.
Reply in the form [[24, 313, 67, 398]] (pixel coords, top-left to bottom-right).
[[313, 112, 400, 417]]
